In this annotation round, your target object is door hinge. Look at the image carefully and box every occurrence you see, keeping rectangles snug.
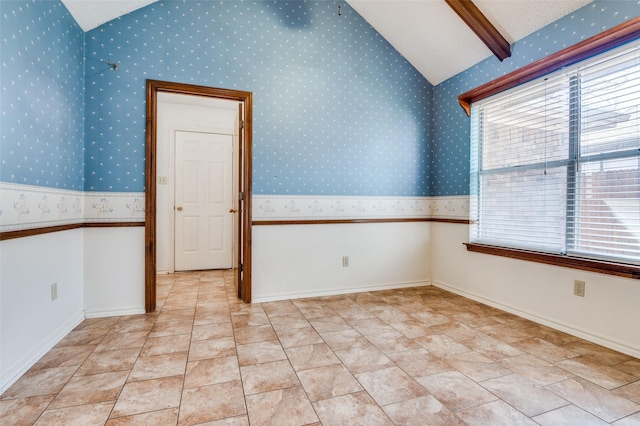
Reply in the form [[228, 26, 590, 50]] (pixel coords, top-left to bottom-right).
[[239, 191, 244, 201], [239, 120, 244, 130], [239, 263, 244, 272]]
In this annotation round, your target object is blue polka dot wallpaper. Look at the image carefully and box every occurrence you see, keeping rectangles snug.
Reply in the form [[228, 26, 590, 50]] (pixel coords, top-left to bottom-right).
[[431, 0, 640, 197], [2, 0, 639, 217], [1, 0, 85, 190], [83, 1, 433, 195]]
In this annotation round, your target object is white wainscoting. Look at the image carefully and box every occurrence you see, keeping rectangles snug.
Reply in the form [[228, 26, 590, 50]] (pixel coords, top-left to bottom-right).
[[252, 221, 432, 302], [431, 221, 640, 358], [0, 229, 85, 394]]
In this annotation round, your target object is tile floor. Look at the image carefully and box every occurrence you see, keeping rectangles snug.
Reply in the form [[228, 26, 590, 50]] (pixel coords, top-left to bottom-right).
[[1, 270, 639, 425]]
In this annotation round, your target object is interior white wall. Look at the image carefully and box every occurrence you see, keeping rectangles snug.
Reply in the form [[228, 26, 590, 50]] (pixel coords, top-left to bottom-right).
[[156, 93, 239, 273], [252, 222, 431, 302], [0, 229, 85, 394], [83, 227, 146, 317], [431, 221, 640, 358]]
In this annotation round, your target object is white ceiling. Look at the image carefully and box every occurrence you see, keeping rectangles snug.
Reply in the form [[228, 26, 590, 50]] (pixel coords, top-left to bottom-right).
[[61, 0, 593, 85]]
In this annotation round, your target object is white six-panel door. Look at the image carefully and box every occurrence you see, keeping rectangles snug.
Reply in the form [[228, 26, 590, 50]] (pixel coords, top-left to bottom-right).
[[175, 131, 233, 271]]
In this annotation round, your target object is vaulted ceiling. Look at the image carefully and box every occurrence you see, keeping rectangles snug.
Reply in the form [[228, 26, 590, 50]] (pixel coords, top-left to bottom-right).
[[61, 0, 593, 85]]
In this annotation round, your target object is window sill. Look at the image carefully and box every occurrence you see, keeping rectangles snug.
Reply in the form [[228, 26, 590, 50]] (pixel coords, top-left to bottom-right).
[[464, 243, 640, 280]]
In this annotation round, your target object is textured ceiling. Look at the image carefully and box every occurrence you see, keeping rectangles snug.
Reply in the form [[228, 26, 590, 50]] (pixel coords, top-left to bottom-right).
[[61, 0, 593, 85]]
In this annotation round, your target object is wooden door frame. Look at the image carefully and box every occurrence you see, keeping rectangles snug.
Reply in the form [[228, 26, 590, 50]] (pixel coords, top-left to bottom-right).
[[145, 80, 253, 311]]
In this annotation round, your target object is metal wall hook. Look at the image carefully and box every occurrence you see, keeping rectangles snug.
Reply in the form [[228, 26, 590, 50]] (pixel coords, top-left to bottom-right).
[[103, 59, 118, 71]]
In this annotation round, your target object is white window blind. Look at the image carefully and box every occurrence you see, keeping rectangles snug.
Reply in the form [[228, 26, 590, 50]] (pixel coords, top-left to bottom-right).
[[470, 40, 640, 264]]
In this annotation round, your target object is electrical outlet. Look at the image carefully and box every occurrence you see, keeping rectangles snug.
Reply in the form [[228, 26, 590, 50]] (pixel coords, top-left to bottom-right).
[[51, 283, 58, 301], [574, 280, 585, 297], [342, 256, 349, 267], [158, 176, 168, 185]]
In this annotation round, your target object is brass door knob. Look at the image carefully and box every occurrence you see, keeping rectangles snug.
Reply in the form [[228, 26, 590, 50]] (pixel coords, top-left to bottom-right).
[[176, 206, 183, 211], [229, 208, 237, 213]]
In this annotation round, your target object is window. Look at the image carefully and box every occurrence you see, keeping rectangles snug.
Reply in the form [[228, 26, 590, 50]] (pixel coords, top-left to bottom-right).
[[470, 40, 640, 265]]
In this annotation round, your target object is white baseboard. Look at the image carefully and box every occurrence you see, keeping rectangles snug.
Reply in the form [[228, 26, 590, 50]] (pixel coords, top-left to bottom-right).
[[432, 280, 640, 359], [252, 280, 431, 303], [0, 311, 85, 394], [84, 307, 146, 318]]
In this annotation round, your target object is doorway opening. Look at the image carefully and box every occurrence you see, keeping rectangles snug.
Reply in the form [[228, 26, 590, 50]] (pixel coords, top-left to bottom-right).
[[145, 80, 253, 311]]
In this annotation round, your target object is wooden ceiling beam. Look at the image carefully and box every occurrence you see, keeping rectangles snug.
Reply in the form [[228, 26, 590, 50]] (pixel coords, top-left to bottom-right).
[[444, 0, 511, 61]]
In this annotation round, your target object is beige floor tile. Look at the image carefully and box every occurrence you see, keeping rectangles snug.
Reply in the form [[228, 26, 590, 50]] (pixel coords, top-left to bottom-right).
[[76, 348, 141, 376], [184, 355, 241, 389], [528, 326, 581, 346], [319, 328, 369, 351], [334, 343, 394, 374], [1, 366, 78, 399], [383, 395, 464, 425], [128, 352, 188, 382], [476, 323, 534, 344], [30, 345, 95, 370], [95, 331, 148, 352], [155, 308, 195, 323], [191, 322, 233, 341], [414, 334, 471, 357], [365, 330, 421, 354], [556, 356, 637, 390], [563, 340, 634, 366], [73, 317, 120, 332], [336, 307, 376, 321], [614, 380, 640, 404], [105, 408, 179, 425], [285, 343, 341, 371], [407, 310, 451, 328], [34, 401, 114, 426], [109, 316, 156, 334], [275, 325, 323, 348], [480, 373, 569, 417], [240, 359, 299, 395], [513, 338, 580, 363], [5, 271, 639, 426], [198, 415, 250, 425], [499, 353, 574, 386], [532, 404, 610, 426], [369, 306, 413, 323], [309, 316, 353, 333], [416, 370, 498, 411], [49, 370, 129, 409], [347, 317, 396, 336], [54, 327, 111, 348], [111, 375, 183, 418], [268, 313, 310, 331], [547, 377, 640, 422], [464, 334, 522, 360], [178, 380, 246, 425], [297, 363, 363, 401], [387, 347, 453, 377], [140, 333, 191, 357], [262, 300, 300, 317], [236, 340, 287, 366], [231, 312, 270, 328], [233, 325, 277, 345], [445, 351, 512, 382], [148, 319, 193, 338], [615, 359, 640, 378], [189, 337, 237, 362], [456, 399, 538, 425], [246, 385, 317, 426], [0, 395, 54, 425], [355, 366, 428, 406], [613, 412, 640, 425], [313, 391, 394, 426]]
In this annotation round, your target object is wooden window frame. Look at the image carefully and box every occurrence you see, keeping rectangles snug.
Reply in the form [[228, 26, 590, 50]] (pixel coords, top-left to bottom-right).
[[460, 17, 640, 280], [458, 17, 640, 116]]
